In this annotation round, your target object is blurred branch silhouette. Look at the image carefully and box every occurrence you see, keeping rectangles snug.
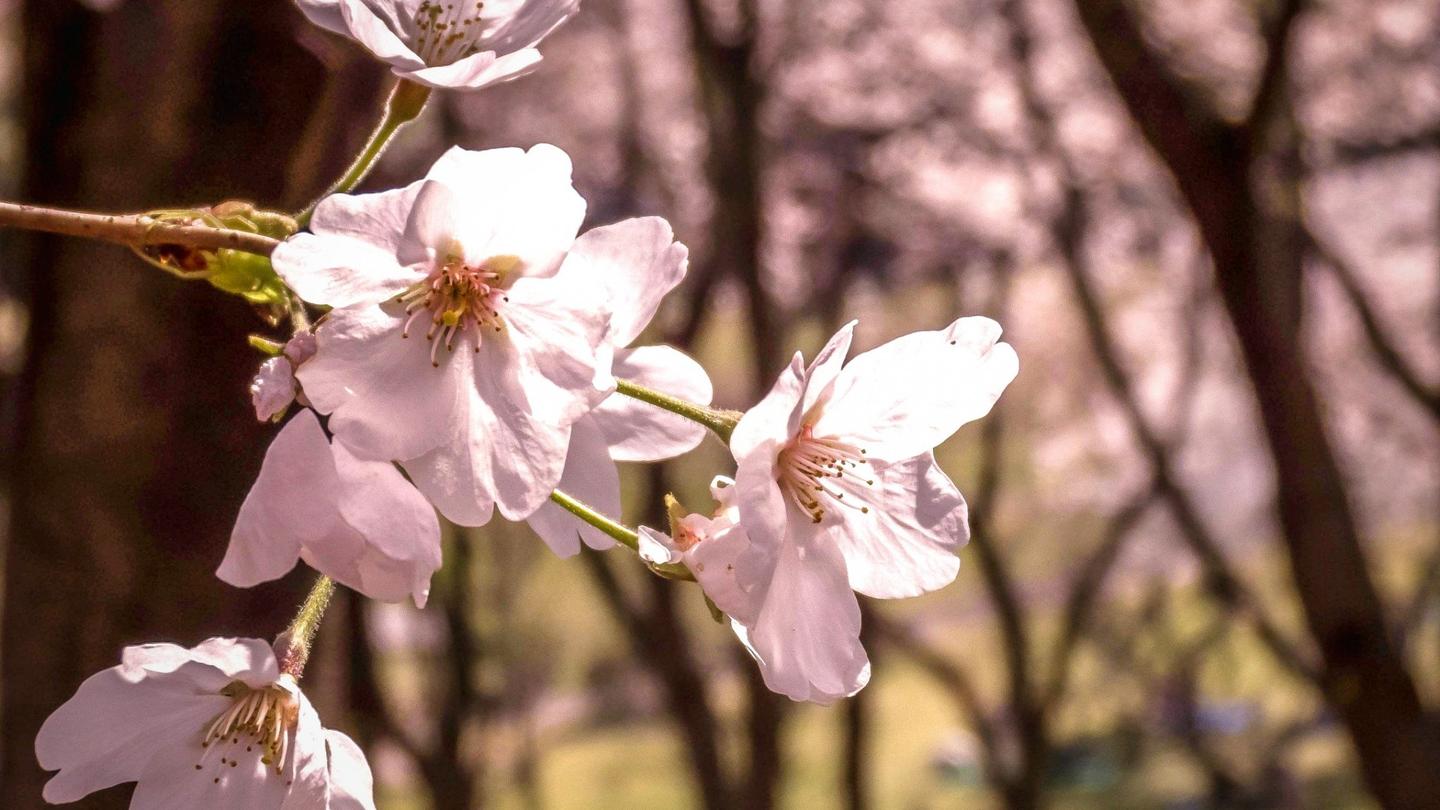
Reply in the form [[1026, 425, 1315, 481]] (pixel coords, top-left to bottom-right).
[[1070, 0, 1440, 805]]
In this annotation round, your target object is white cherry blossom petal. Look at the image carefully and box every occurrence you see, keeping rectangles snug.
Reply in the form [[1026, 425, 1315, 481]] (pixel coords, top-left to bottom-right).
[[799, 319, 855, 416], [480, 0, 579, 53], [295, 0, 347, 35], [741, 533, 870, 704], [401, 270, 612, 521], [220, 412, 338, 588], [186, 638, 284, 687], [309, 180, 425, 256], [401, 48, 545, 90], [37, 674, 224, 803], [309, 0, 576, 90], [337, 0, 426, 69], [424, 144, 586, 277], [730, 351, 806, 461], [330, 441, 443, 606], [593, 345, 713, 462], [815, 316, 1018, 463], [684, 522, 765, 626], [832, 453, 968, 599], [36, 639, 370, 809], [325, 730, 378, 810], [222, 411, 441, 606], [251, 357, 297, 422], [563, 217, 689, 347], [525, 416, 620, 556], [273, 185, 429, 309], [637, 526, 682, 565], [297, 304, 464, 463]]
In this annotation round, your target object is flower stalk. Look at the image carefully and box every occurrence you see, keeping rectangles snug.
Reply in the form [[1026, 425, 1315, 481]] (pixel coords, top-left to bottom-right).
[[275, 575, 336, 678], [549, 490, 694, 580], [615, 378, 741, 443], [297, 80, 432, 227]]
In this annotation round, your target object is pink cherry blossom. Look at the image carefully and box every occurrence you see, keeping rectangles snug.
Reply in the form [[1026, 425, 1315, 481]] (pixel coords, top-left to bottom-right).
[[638, 476, 769, 625], [522, 218, 713, 556], [221, 409, 442, 607], [719, 318, 1018, 702], [251, 332, 319, 422], [35, 637, 374, 809], [275, 145, 679, 525], [295, 0, 578, 91]]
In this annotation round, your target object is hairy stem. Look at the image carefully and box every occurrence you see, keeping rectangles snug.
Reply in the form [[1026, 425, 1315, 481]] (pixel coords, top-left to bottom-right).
[[615, 378, 741, 444], [0, 201, 279, 256], [277, 575, 336, 679], [296, 80, 432, 227]]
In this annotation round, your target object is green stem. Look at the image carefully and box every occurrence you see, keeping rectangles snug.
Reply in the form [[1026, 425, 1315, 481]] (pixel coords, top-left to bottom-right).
[[295, 80, 432, 228], [615, 378, 741, 444], [276, 575, 336, 679], [549, 490, 694, 581]]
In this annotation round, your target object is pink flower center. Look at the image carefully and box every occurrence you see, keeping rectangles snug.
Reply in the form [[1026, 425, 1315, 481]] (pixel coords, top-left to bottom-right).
[[196, 679, 299, 779], [411, 1, 487, 65], [776, 425, 873, 524], [396, 254, 514, 366]]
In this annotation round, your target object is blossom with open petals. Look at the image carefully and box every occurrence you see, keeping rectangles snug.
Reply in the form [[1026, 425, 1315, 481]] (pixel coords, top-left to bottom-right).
[[724, 318, 1018, 702], [274, 144, 686, 525], [296, 0, 578, 91], [523, 218, 712, 556], [221, 409, 442, 606], [36, 637, 374, 809]]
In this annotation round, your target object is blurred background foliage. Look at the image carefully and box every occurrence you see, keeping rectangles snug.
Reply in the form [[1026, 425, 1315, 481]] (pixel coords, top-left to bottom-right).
[[1, 0, 1438, 807]]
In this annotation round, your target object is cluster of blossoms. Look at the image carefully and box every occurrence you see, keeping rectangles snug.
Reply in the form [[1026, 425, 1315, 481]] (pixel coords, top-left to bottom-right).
[[38, 0, 1016, 806]]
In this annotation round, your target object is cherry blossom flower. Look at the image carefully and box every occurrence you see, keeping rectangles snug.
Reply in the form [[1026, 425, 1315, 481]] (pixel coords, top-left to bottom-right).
[[523, 218, 713, 556], [719, 318, 1018, 702], [637, 476, 768, 625], [35, 637, 374, 809], [221, 409, 442, 607], [295, 0, 578, 91], [273, 144, 685, 525], [251, 332, 318, 422]]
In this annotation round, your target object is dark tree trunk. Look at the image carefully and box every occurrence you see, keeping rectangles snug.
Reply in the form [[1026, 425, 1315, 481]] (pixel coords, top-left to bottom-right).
[[1070, 1, 1440, 806], [3, 2, 378, 805]]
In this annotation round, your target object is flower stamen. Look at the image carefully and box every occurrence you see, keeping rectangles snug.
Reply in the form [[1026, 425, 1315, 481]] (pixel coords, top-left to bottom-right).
[[412, 1, 488, 66], [395, 253, 514, 365], [777, 426, 872, 523], [198, 679, 299, 776]]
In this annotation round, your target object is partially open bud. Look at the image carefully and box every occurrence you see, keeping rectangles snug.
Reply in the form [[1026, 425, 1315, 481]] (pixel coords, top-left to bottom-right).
[[135, 202, 296, 323]]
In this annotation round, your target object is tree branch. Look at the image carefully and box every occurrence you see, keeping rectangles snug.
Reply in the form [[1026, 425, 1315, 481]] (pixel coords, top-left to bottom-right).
[[1305, 229, 1440, 422], [0, 201, 279, 256]]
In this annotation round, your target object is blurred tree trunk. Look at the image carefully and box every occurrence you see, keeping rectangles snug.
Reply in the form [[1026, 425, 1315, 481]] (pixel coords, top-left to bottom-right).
[[1071, 1, 1440, 806], [2, 2, 377, 805]]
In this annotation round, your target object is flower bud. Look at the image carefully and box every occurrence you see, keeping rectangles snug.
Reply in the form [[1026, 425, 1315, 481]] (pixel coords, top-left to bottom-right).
[[136, 203, 295, 323]]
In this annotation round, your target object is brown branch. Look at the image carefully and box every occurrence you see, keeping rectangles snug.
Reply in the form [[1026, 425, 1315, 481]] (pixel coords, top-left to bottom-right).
[[0, 201, 280, 256], [1068, 0, 1247, 262], [1041, 484, 1158, 709], [1306, 230, 1440, 422], [1057, 185, 1318, 684], [679, 0, 778, 390], [1071, 0, 1440, 804], [1243, 0, 1307, 137]]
